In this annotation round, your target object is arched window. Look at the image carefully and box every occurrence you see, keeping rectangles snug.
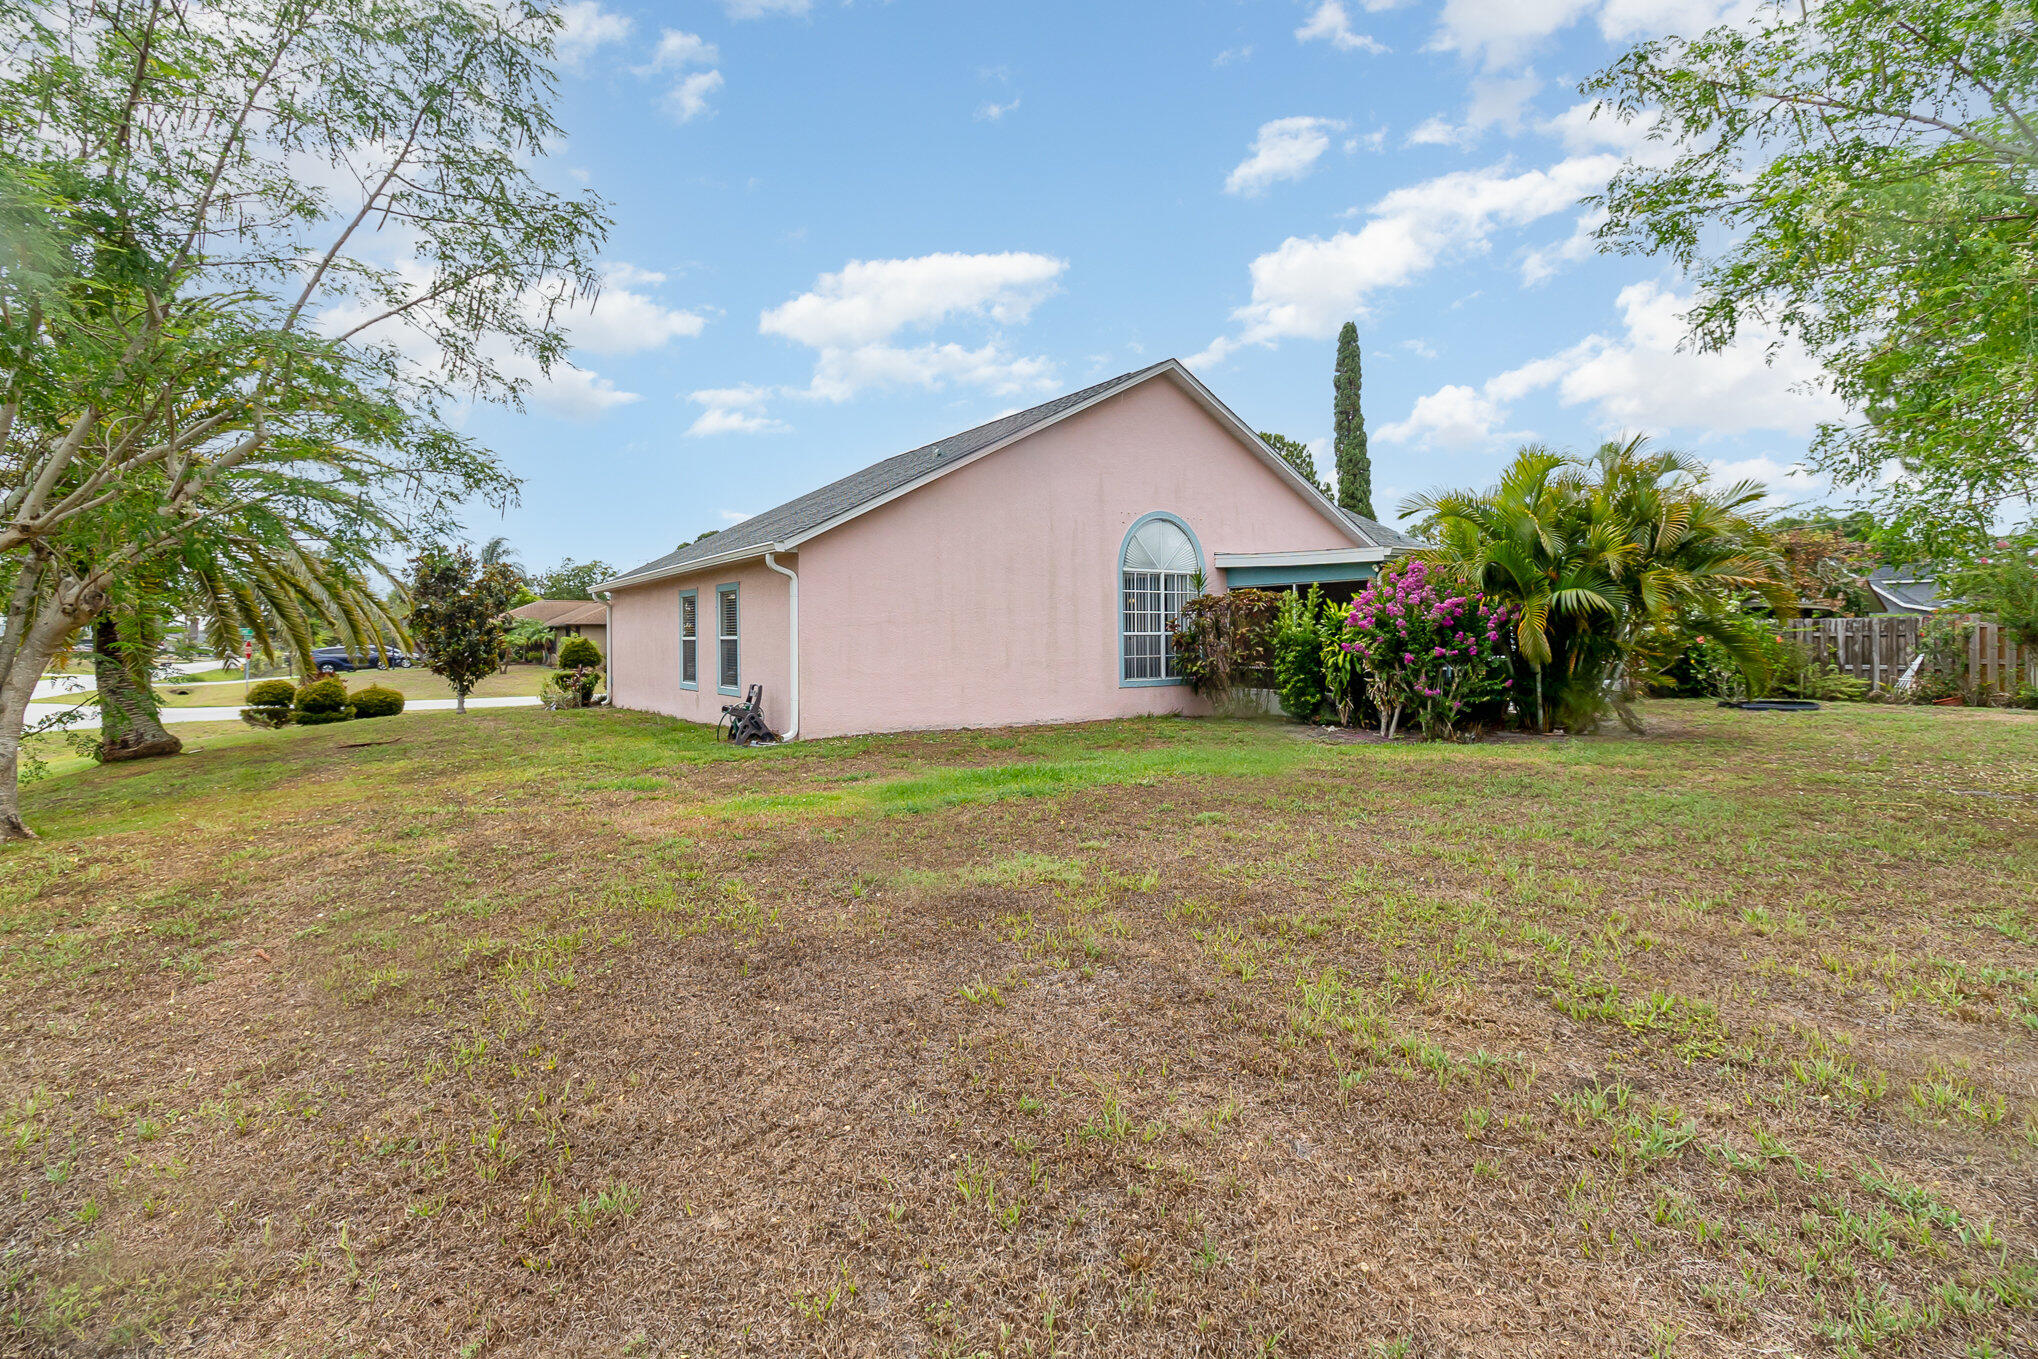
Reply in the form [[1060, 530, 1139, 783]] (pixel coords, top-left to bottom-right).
[[1120, 513, 1201, 685]]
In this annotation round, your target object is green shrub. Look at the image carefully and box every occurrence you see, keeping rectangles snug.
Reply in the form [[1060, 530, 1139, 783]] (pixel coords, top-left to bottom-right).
[[293, 677, 351, 720], [557, 634, 603, 669], [1170, 588, 1278, 708], [245, 679, 297, 708], [546, 666, 601, 708], [239, 706, 295, 729], [351, 684, 405, 718], [1273, 589, 1327, 721]]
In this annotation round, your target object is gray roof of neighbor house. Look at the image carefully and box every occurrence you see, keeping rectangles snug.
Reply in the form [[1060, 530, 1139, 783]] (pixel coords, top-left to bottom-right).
[[509, 600, 607, 627], [598, 359, 1399, 592], [1341, 508, 1421, 551], [1866, 564, 1947, 615]]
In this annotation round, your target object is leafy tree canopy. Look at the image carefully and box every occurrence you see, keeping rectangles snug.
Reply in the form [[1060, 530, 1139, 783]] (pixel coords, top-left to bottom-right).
[[1257, 432, 1332, 499], [0, 0, 607, 835], [407, 546, 518, 712], [1587, 0, 2037, 558], [528, 557, 618, 601]]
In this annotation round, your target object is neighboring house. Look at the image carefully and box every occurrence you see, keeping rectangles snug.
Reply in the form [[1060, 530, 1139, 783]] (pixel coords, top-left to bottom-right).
[[1865, 564, 1949, 616], [596, 359, 1413, 740], [508, 600, 609, 661]]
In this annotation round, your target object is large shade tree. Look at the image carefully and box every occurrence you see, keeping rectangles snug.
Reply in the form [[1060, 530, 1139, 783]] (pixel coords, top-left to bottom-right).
[[1587, 0, 2037, 556], [0, 0, 608, 836]]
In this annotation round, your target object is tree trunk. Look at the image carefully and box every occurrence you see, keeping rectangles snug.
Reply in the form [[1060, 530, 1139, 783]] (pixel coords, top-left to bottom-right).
[[0, 566, 98, 840], [455, 686, 467, 714], [93, 617, 182, 762]]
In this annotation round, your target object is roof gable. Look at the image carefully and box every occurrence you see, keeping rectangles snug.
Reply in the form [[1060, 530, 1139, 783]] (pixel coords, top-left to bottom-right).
[[598, 360, 1376, 591]]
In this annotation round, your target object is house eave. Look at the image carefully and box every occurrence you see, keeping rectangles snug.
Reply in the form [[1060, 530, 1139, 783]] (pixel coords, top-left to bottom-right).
[[593, 543, 788, 594]]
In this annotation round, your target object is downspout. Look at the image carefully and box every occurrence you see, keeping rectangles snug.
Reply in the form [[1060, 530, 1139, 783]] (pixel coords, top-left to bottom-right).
[[598, 591, 613, 707], [763, 553, 799, 740]]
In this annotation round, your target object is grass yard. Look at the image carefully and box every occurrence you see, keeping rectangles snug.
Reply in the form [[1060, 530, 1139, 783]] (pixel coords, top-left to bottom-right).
[[2, 702, 2035, 1357]]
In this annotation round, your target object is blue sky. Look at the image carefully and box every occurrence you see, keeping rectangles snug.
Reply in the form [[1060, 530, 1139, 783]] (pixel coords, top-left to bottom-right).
[[464, 0, 1834, 578]]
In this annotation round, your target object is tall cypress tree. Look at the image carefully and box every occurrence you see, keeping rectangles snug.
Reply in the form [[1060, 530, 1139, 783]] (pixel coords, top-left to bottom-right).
[[1333, 322, 1375, 520]]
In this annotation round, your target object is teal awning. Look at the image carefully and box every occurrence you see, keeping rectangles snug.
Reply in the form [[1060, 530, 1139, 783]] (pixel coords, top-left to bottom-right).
[[1214, 548, 1389, 590]]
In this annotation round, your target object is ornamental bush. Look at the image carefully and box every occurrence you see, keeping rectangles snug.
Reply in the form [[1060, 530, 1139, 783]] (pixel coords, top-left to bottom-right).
[[246, 679, 297, 708], [1169, 589, 1279, 710], [351, 684, 406, 718], [1272, 589, 1327, 722], [557, 634, 603, 669], [293, 677, 354, 724], [1341, 558, 1514, 739]]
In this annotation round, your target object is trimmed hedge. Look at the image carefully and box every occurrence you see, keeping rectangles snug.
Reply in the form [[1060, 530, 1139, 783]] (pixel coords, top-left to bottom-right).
[[557, 634, 603, 669], [351, 684, 405, 718], [246, 679, 298, 707], [293, 677, 353, 723], [239, 706, 295, 729], [294, 677, 349, 714]]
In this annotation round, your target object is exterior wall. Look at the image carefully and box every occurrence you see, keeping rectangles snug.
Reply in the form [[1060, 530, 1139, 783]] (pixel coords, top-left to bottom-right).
[[606, 557, 793, 734], [794, 376, 1354, 738]]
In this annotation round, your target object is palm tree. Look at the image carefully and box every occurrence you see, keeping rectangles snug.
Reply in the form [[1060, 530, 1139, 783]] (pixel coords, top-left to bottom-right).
[[1404, 437, 1793, 731], [79, 545, 406, 761], [478, 535, 525, 582]]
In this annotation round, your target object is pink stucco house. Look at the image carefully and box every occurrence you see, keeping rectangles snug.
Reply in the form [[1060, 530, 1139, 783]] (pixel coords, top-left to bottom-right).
[[595, 359, 1413, 740]]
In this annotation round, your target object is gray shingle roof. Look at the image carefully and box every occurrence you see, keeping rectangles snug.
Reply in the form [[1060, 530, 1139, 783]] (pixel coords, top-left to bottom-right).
[[1866, 564, 1946, 614], [605, 362, 1176, 587], [1340, 508, 1423, 551]]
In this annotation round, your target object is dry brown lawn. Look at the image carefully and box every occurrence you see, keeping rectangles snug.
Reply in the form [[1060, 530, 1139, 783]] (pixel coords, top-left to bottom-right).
[[1, 700, 2035, 1358]]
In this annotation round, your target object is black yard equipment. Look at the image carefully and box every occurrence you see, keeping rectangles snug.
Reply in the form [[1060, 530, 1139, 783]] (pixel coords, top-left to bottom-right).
[[718, 684, 779, 746]]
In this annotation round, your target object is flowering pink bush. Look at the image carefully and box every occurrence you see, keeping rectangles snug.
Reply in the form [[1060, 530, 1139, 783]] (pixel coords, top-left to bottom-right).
[[1342, 558, 1515, 738]]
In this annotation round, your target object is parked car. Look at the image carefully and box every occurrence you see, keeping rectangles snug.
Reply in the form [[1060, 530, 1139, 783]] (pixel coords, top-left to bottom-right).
[[309, 645, 414, 673]]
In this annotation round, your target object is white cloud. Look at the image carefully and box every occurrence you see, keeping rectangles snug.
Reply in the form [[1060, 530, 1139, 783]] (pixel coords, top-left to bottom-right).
[[1214, 45, 1254, 66], [1406, 116, 1462, 148], [1296, 1, 1386, 54], [724, 0, 810, 16], [687, 406, 788, 437], [1225, 116, 1347, 196], [1378, 384, 1511, 448], [664, 69, 724, 122], [1541, 98, 1661, 155], [762, 252, 1064, 349], [564, 284, 706, 355], [1430, 0, 1758, 69], [759, 252, 1068, 403], [500, 353, 642, 419], [805, 342, 1058, 403], [687, 384, 788, 437], [555, 1, 632, 72], [641, 29, 718, 72], [315, 257, 690, 421], [1405, 73, 1543, 147], [1379, 281, 1844, 453], [637, 30, 723, 122], [976, 98, 1021, 122], [1194, 153, 1620, 365], [691, 383, 775, 410], [718, 508, 757, 523], [605, 263, 669, 288]]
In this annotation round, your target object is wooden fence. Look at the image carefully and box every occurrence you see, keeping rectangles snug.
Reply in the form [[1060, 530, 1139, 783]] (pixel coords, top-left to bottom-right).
[[1783, 615, 2036, 694]]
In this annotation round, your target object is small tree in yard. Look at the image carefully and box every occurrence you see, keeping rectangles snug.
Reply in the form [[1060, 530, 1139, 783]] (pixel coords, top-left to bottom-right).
[[408, 548, 517, 714]]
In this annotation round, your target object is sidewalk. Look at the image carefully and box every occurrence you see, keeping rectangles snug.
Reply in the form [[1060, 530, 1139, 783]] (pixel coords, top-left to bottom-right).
[[43, 696, 541, 730]]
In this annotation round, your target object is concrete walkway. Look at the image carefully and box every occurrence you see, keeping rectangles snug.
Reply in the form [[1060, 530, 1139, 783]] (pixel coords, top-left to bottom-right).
[[42, 696, 541, 730], [32, 659, 235, 702]]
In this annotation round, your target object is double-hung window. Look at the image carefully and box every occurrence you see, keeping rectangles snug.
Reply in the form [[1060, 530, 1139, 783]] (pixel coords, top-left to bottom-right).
[[716, 585, 740, 694], [1120, 514, 1199, 685], [679, 590, 698, 688]]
